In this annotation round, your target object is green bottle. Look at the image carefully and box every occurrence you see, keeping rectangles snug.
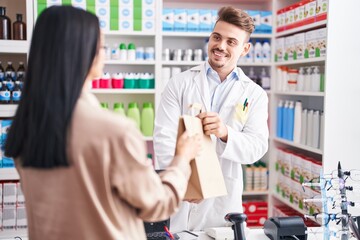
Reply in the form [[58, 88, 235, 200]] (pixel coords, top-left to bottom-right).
[[113, 102, 125, 116], [141, 102, 154, 136], [127, 102, 141, 129], [101, 102, 109, 109]]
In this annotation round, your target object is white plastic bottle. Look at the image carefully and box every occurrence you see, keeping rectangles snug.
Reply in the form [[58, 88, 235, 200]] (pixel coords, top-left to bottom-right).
[[111, 43, 120, 60], [311, 66, 320, 92], [260, 68, 270, 89], [127, 43, 136, 61], [312, 110, 320, 149], [304, 67, 312, 92], [293, 101, 302, 143], [254, 40, 263, 63], [203, 39, 209, 61], [119, 43, 127, 61], [262, 40, 271, 63], [297, 67, 305, 91], [306, 109, 314, 147], [300, 109, 308, 145]]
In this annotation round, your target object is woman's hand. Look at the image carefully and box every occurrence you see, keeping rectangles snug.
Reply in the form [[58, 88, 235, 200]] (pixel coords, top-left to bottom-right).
[[175, 131, 201, 163]]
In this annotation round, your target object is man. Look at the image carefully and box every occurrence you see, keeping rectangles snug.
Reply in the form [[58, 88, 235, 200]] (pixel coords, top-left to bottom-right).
[[154, 6, 269, 231]]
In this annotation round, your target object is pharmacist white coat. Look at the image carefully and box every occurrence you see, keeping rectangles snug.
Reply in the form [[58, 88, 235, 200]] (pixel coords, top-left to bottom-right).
[[154, 63, 269, 231]]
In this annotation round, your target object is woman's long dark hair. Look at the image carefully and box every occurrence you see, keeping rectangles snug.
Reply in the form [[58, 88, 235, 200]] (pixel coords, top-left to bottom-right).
[[4, 6, 100, 168]]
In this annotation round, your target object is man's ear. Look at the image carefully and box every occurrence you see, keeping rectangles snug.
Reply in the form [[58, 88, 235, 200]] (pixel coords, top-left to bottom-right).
[[240, 42, 251, 57]]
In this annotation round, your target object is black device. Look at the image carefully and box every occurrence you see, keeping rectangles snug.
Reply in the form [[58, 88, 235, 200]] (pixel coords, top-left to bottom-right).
[[263, 216, 307, 240], [225, 213, 247, 240]]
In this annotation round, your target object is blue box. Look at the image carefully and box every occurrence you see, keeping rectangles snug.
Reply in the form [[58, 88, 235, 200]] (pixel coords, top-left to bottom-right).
[[162, 8, 174, 31], [174, 9, 187, 32], [260, 11, 272, 34], [199, 9, 212, 32], [187, 9, 199, 32], [246, 10, 261, 33], [211, 9, 218, 30]]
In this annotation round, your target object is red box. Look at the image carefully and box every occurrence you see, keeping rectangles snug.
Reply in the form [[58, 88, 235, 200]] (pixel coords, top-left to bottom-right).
[[243, 201, 268, 214]]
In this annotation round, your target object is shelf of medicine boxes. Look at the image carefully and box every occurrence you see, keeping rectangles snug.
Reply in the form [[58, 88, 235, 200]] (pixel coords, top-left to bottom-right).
[[275, 20, 327, 38], [274, 57, 326, 66], [104, 60, 156, 65], [0, 104, 18, 118], [162, 61, 273, 67], [162, 32, 272, 39], [272, 136, 323, 155], [0, 40, 29, 54], [271, 191, 307, 216], [0, 168, 20, 181], [273, 91, 325, 97]]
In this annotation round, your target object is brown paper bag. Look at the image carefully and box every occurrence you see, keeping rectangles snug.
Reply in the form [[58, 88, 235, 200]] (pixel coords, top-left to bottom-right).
[[176, 115, 228, 200]]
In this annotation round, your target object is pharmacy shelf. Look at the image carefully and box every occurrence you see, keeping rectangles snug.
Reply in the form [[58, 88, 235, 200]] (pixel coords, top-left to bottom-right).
[[0, 168, 19, 181], [274, 57, 326, 66], [90, 89, 155, 94], [274, 91, 325, 97], [103, 31, 155, 36], [271, 192, 307, 215], [0, 104, 18, 118], [162, 61, 204, 66], [0, 230, 27, 239], [0, 40, 28, 54], [238, 62, 273, 67], [104, 60, 156, 65], [273, 137, 323, 155], [243, 190, 269, 196], [276, 20, 327, 38], [162, 32, 272, 39]]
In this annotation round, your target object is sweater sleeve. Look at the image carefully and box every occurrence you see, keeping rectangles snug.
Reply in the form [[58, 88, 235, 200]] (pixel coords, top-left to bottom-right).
[[110, 122, 191, 222]]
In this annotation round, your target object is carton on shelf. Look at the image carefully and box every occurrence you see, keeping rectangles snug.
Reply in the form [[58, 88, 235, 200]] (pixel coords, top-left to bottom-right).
[[162, 9, 174, 31], [294, 33, 305, 60]]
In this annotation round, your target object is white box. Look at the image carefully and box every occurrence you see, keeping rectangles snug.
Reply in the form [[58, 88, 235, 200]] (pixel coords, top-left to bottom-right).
[[294, 33, 305, 60], [174, 9, 187, 32], [142, 6, 155, 19], [3, 183, 17, 207], [2, 207, 16, 230], [285, 7, 294, 26], [162, 9, 174, 31], [305, 30, 317, 58], [16, 183, 25, 206], [119, 18, 133, 32], [316, 0, 328, 16], [71, 0, 86, 4], [119, 0, 133, 7], [199, 9, 212, 32], [316, 28, 327, 57], [99, 17, 110, 31], [260, 11, 272, 33], [16, 207, 27, 229], [71, 3, 87, 11], [143, 0, 155, 8], [142, 18, 155, 32], [277, 9, 285, 28], [304, 0, 316, 20], [46, 0, 62, 6], [275, 37, 285, 62], [119, 6, 133, 20], [187, 9, 200, 32], [96, 0, 110, 5], [294, 3, 305, 23]]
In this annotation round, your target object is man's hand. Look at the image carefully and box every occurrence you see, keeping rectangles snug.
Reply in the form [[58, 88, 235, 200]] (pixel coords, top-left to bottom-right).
[[197, 112, 228, 142]]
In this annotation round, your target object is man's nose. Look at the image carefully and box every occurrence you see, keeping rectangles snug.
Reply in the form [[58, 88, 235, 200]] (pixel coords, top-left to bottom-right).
[[217, 40, 226, 50]]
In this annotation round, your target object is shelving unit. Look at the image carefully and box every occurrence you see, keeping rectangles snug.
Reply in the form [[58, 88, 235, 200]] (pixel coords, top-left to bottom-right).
[[104, 60, 156, 65], [90, 89, 156, 94], [275, 20, 327, 37], [273, 137, 323, 155], [273, 91, 325, 97], [274, 57, 326, 66]]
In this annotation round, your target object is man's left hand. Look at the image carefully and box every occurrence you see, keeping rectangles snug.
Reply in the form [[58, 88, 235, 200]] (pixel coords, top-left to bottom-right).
[[197, 112, 228, 142]]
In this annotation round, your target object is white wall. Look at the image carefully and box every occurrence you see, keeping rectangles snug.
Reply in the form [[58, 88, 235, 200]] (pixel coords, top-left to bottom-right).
[[323, 1, 360, 173]]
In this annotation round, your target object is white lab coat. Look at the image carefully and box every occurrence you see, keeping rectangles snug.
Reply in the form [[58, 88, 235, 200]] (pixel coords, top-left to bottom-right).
[[154, 63, 269, 231]]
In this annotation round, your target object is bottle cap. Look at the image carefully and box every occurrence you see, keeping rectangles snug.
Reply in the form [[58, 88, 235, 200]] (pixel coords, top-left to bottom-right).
[[128, 43, 136, 50], [101, 102, 109, 109], [16, 14, 22, 21], [128, 102, 138, 108], [120, 43, 127, 50], [7, 61, 12, 65], [114, 102, 124, 109], [143, 102, 153, 108]]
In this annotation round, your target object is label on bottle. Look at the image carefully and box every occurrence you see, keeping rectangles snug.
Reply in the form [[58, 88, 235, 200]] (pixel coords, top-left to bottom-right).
[[0, 72, 4, 80], [12, 90, 21, 102], [0, 90, 11, 102], [5, 71, 15, 79], [6, 81, 15, 91]]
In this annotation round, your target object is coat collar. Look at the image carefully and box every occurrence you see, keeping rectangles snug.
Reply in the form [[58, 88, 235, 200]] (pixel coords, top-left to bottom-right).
[[191, 63, 251, 114]]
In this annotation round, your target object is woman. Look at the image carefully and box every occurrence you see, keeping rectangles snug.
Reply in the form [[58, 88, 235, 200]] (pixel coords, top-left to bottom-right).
[[5, 6, 200, 240]]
